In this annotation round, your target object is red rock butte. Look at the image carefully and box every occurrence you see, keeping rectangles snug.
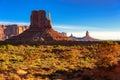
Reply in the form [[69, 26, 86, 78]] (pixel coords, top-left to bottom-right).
[[6, 10, 72, 43]]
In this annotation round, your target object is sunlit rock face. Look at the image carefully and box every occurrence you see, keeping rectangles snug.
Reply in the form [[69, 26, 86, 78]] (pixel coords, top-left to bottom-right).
[[6, 10, 72, 43], [0, 24, 28, 40]]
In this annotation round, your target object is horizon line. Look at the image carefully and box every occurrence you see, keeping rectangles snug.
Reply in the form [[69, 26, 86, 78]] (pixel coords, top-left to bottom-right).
[[0, 21, 120, 40]]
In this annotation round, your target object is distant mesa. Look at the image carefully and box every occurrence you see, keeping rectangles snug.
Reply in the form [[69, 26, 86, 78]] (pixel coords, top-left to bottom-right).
[[6, 10, 73, 43], [70, 31, 100, 41], [0, 24, 28, 40]]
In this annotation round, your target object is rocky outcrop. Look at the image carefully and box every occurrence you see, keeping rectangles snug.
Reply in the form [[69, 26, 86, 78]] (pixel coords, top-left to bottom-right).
[[0, 25, 5, 40], [6, 10, 72, 43], [0, 24, 28, 40], [70, 31, 100, 41]]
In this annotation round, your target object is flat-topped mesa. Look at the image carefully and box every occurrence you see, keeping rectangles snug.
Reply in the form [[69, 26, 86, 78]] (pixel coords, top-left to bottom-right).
[[30, 10, 51, 28]]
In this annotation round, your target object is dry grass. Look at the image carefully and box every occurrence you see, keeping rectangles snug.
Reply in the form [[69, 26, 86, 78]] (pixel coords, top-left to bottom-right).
[[0, 41, 120, 79]]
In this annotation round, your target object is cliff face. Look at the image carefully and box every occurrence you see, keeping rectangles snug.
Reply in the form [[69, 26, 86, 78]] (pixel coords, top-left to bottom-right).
[[0, 25, 28, 40], [0, 25, 5, 40], [6, 10, 72, 43]]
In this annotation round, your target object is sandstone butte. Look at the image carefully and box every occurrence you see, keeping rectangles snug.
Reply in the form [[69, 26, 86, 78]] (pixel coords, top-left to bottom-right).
[[6, 10, 73, 43]]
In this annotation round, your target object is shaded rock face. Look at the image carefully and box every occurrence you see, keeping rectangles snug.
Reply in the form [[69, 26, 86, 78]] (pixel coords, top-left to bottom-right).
[[0, 25, 28, 40], [30, 10, 51, 28], [6, 10, 72, 43]]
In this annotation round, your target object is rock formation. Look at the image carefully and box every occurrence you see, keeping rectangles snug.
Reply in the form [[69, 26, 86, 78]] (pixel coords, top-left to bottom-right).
[[0, 25, 5, 40], [6, 10, 72, 43], [0, 24, 28, 40], [70, 31, 100, 41]]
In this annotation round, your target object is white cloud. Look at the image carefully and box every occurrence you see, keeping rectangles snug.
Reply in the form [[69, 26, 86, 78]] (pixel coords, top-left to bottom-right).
[[91, 31, 120, 40], [0, 22, 119, 40], [67, 31, 120, 40], [0, 21, 30, 26], [53, 24, 120, 40], [53, 24, 101, 32]]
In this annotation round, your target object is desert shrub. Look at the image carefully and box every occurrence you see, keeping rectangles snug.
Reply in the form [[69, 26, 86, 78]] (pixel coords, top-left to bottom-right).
[[9, 54, 23, 61], [0, 63, 8, 71], [6, 44, 15, 50], [82, 75, 94, 80], [95, 42, 120, 68], [7, 73, 21, 80], [0, 41, 120, 79], [26, 73, 35, 79], [0, 74, 5, 80]]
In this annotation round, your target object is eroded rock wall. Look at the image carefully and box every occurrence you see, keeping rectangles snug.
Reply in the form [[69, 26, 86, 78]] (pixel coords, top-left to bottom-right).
[[0, 24, 28, 40]]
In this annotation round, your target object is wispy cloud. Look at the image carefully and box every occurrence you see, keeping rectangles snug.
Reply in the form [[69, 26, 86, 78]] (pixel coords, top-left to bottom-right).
[[0, 21, 30, 26], [53, 24, 120, 40], [91, 31, 120, 40], [66, 31, 120, 40], [53, 24, 101, 32]]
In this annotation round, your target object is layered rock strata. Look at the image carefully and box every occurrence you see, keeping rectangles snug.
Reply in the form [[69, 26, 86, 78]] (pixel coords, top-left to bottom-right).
[[0, 24, 28, 40]]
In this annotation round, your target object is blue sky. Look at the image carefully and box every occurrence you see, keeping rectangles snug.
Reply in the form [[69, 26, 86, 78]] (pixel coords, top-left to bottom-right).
[[0, 0, 120, 40]]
